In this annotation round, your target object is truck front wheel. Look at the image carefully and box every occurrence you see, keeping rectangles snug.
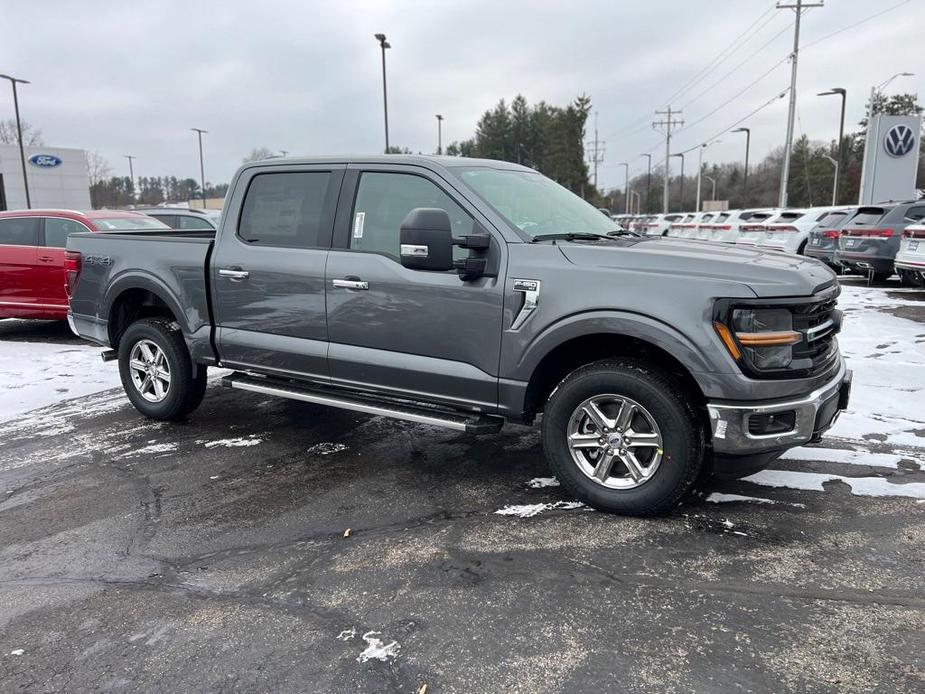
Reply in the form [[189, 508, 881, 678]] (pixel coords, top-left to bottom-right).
[[118, 317, 206, 420], [541, 359, 703, 515]]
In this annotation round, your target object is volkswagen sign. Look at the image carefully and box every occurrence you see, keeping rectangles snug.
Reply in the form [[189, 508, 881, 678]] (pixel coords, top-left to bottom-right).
[[29, 153, 63, 168], [884, 124, 916, 158]]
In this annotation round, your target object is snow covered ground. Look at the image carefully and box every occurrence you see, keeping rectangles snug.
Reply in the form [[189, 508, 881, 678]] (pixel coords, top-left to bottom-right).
[[0, 337, 121, 423]]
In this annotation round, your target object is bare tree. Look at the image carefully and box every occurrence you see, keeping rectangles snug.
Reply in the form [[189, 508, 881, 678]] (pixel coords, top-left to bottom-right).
[[86, 151, 112, 185], [242, 147, 276, 163], [0, 118, 44, 146]]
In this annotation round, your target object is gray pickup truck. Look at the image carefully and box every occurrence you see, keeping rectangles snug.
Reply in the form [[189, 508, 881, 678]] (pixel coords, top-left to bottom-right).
[[66, 155, 851, 515]]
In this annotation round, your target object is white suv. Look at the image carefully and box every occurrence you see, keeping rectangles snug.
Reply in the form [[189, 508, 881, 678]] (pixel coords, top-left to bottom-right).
[[757, 207, 844, 255], [895, 223, 925, 287], [643, 213, 685, 236]]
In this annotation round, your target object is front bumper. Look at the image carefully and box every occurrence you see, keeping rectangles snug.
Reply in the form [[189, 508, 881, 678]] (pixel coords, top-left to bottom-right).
[[707, 361, 851, 455]]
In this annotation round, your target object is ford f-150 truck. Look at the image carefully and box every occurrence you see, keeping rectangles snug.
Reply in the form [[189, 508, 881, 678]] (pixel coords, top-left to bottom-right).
[[66, 156, 851, 515]]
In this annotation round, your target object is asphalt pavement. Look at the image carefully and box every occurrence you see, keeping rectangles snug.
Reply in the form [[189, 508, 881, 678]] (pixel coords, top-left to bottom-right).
[[1, 289, 924, 693]]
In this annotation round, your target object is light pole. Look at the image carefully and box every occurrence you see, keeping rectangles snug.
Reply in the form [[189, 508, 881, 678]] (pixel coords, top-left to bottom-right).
[[869, 72, 914, 117], [191, 128, 207, 203], [639, 153, 652, 213], [435, 114, 443, 155], [0, 73, 31, 209], [817, 88, 845, 204], [670, 153, 685, 211], [617, 162, 629, 213], [124, 155, 136, 202], [630, 191, 641, 215], [731, 127, 750, 207], [374, 33, 391, 153], [691, 139, 721, 213], [822, 155, 838, 206], [704, 175, 717, 202]]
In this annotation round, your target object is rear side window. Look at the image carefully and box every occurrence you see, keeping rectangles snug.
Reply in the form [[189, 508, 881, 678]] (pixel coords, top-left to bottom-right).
[[904, 206, 925, 222], [816, 211, 848, 227], [44, 217, 90, 248], [770, 212, 803, 223], [238, 172, 333, 247], [178, 215, 214, 230], [714, 213, 730, 223], [149, 214, 180, 228], [0, 217, 39, 246]]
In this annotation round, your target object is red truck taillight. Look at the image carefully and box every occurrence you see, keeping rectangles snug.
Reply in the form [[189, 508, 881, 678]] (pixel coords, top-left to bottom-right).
[[822, 230, 839, 239], [64, 250, 82, 297]]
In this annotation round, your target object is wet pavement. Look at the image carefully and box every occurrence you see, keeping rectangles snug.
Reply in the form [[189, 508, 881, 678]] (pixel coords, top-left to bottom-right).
[[1, 283, 924, 693]]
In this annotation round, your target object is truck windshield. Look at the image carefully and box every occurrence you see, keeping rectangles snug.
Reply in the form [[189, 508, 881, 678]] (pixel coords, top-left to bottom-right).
[[455, 167, 617, 238]]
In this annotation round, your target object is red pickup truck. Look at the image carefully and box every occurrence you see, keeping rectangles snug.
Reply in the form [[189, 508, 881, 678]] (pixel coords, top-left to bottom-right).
[[0, 209, 168, 320]]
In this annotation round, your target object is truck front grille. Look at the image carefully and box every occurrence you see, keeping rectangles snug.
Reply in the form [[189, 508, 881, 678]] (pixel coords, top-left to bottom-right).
[[792, 293, 840, 376]]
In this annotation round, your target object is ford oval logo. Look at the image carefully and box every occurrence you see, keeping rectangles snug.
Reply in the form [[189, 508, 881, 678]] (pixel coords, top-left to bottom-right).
[[29, 153, 63, 167], [884, 124, 916, 158]]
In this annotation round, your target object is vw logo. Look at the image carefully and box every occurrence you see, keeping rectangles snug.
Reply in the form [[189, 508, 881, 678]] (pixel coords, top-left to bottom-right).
[[884, 124, 916, 158]]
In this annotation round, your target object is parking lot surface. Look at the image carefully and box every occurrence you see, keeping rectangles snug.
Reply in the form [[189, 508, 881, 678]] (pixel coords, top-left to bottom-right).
[[1, 278, 924, 693]]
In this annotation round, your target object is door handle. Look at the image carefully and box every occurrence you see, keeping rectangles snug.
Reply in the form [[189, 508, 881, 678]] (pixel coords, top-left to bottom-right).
[[332, 278, 369, 290], [219, 268, 249, 281], [38, 255, 55, 262]]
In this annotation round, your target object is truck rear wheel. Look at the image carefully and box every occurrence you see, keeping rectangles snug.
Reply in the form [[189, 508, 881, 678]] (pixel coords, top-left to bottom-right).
[[541, 359, 703, 516], [118, 317, 206, 420]]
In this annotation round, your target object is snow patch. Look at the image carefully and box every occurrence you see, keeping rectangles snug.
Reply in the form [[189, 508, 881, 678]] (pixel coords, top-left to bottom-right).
[[526, 477, 560, 488], [782, 445, 903, 469], [705, 492, 805, 508], [9, 649, 24, 656], [337, 627, 357, 641], [204, 435, 262, 448], [495, 501, 586, 518], [357, 631, 400, 663], [307, 442, 348, 455], [744, 470, 925, 500]]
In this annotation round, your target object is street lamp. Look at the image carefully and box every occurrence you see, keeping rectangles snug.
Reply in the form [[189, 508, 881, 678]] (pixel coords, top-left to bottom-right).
[[630, 191, 641, 215], [617, 162, 629, 214], [704, 175, 717, 202], [731, 127, 751, 207], [638, 153, 652, 213], [435, 114, 443, 155], [191, 128, 207, 203], [0, 73, 31, 209], [693, 139, 720, 212], [670, 153, 685, 211], [375, 33, 391, 153], [870, 72, 914, 116], [817, 88, 845, 204], [822, 155, 839, 206], [124, 155, 136, 202]]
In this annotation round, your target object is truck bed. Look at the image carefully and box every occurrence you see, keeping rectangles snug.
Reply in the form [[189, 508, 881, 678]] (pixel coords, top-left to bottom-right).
[[66, 231, 216, 360]]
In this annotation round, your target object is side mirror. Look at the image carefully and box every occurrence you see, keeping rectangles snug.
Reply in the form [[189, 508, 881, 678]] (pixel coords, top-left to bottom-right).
[[399, 208, 454, 272]]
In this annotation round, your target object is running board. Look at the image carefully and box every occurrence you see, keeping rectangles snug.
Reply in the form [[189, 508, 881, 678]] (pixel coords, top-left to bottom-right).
[[221, 372, 504, 434]]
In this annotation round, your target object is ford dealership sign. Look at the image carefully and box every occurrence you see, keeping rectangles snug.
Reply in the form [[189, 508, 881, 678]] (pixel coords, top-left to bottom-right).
[[29, 153, 62, 167]]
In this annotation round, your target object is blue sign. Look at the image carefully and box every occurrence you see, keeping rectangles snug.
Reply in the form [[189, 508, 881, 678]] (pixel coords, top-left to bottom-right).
[[29, 153, 63, 167], [884, 124, 916, 158]]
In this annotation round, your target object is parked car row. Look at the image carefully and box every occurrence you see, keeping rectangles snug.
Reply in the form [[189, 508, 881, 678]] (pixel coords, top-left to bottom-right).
[[0, 207, 222, 320], [614, 201, 925, 286]]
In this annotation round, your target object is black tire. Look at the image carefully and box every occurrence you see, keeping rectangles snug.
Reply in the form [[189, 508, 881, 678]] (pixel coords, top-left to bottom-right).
[[872, 271, 892, 283], [541, 359, 703, 516], [797, 240, 807, 255], [118, 317, 206, 420]]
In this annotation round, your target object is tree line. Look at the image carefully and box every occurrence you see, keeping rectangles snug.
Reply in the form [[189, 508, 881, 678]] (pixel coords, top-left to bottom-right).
[[89, 176, 228, 209]]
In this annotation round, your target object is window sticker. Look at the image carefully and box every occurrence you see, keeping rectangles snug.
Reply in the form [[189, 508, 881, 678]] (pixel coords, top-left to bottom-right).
[[353, 211, 365, 239]]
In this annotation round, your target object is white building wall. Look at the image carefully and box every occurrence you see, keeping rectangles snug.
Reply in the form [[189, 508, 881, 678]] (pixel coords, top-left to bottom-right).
[[0, 145, 91, 210]]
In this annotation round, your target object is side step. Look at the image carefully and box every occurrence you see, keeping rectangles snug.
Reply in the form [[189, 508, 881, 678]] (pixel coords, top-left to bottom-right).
[[221, 372, 504, 434]]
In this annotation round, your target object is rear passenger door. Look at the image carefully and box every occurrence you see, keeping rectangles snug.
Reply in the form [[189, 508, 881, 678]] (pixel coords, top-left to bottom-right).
[[40, 216, 92, 313], [211, 164, 345, 381], [0, 217, 41, 317]]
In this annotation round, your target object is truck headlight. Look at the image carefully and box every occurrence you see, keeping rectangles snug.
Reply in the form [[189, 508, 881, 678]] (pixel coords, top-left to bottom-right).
[[714, 308, 801, 370]]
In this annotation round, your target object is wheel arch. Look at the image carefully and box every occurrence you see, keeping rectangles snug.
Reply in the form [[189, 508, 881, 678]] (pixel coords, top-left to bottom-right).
[[104, 274, 188, 349]]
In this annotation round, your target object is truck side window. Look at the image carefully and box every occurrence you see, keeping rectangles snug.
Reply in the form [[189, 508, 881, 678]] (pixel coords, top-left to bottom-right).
[[351, 172, 472, 260], [0, 217, 40, 246], [238, 172, 332, 247], [44, 218, 90, 248]]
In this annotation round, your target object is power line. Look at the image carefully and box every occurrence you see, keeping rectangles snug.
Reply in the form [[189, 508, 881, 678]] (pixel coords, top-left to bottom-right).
[[696, 89, 790, 150], [653, 107, 684, 213], [803, 0, 911, 50]]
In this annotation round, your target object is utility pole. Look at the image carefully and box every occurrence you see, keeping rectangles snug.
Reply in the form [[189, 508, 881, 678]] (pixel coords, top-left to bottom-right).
[[617, 162, 629, 213], [374, 34, 391, 153], [191, 128, 207, 202], [671, 153, 685, 212], [586, 112, 605, 190], [0, 74, 32, 209], [124, 155, 136, 202], [435, 114, 443, 155], [776, 0, 823, 208], [639, 153, 652, 213], [653, 106, 683, 213]]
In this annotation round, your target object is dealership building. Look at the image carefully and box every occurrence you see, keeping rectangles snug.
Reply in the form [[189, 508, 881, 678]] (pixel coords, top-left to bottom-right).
[[0, 144, 91, 211]]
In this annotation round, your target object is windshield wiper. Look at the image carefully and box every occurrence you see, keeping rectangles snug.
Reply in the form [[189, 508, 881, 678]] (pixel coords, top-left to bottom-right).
[[606, 229, 643, 237], [531, 232, 617, 242]]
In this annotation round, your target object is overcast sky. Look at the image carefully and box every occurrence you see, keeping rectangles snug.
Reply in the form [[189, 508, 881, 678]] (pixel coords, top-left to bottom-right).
[[3, 0, 922, 191]]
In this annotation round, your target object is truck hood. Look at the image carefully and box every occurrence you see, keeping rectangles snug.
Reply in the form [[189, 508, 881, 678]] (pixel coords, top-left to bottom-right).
[[556, 237, 836, 297]]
